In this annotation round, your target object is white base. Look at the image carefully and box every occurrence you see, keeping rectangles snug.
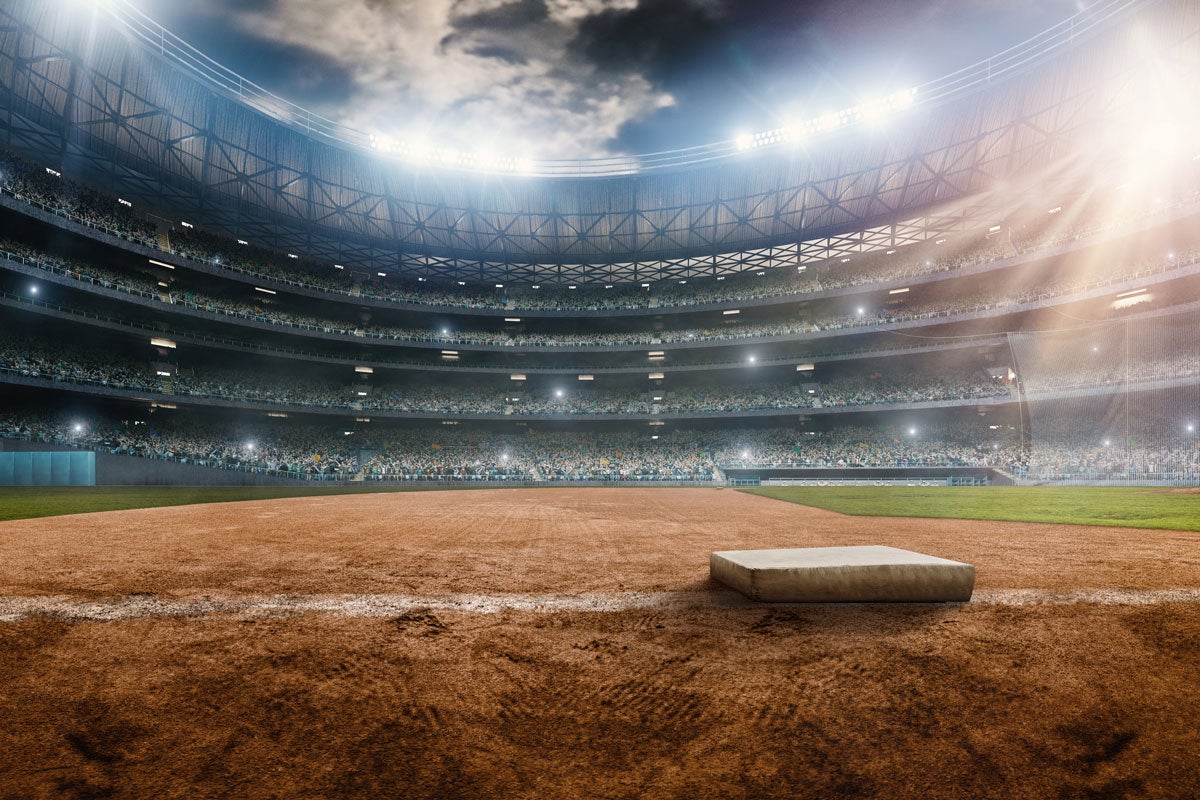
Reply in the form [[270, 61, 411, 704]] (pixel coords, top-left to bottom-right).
[[710, 545, 974, 603]]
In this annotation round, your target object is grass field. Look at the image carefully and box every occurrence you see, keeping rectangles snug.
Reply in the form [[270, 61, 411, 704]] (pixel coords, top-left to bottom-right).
[[2, 483, 1199, 529], [742, 485, 1200, 531]]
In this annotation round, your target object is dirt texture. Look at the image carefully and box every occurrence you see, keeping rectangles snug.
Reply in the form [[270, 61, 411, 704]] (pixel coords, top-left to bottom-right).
[[1, 487, 1199, 799]]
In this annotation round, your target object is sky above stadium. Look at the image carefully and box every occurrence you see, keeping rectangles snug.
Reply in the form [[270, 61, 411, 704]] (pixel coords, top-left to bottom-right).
[[129, 0, 1086, 161]]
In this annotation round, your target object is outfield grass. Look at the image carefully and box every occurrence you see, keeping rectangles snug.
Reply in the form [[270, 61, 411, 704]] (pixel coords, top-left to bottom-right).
[[741, 485, 1200, 531], [0, 484, 486, 522]]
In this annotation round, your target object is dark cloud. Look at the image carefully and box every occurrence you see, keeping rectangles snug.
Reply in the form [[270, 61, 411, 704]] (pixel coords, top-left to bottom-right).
[[451, 0, 550, 33], [574, 0, 1080, 152]]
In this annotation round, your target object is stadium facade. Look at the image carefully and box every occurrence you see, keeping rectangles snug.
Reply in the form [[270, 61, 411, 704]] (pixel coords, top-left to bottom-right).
[[0, 0, 1198, 486]]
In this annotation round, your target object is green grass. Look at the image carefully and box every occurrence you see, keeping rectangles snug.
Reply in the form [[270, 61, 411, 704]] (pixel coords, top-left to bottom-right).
[[741, 485, 1200, 531], [0, 484, 486, 522]]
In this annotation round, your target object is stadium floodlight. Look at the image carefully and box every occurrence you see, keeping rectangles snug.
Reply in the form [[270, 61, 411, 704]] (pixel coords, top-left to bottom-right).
[[1188, 424, 1196, 433], [504, 318, 521, 323], [888, 288, 910, 295], [148, 259, 175, 269], [73, 423, 83, 433], [1103, 439, 1112, 447], [741, 450, 750, 459], [734, 133, 754, 152], [254, 287, 276, 295], [856, 307, 865, 315], [441, 328, 450, 335], [333, 264, 344, 270], [287, 253, 299, 260], [246, 442, 256, 451], [554, 389, 564, 398], [908, 427, 917, 436], [150, 337, 176, 349], [355, 366, 374, 374], [723, 309, 740, 315], [747, 355, 757, 363], [501, 453, 509, 461], [651, 435, 659, 440], [28, 284, 37, 295], [578, 374, 594, 381], [648, 373, 665, 380], [238, 239, 249, 245]]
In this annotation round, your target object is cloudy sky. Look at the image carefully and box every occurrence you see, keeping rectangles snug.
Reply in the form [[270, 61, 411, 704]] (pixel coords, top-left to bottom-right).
[[129, 0, 1085, 160]]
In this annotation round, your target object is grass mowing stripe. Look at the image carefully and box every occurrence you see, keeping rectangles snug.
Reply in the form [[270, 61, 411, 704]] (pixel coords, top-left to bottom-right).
[[740, 486, 1200, 531]]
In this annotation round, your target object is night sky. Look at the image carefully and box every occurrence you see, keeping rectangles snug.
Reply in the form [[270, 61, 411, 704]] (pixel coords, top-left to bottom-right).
[[128, 0, 1087, 160]]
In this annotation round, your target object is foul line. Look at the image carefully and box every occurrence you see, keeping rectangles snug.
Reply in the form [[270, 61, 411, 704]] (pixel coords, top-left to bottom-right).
[[1, 588, 1199, 622]]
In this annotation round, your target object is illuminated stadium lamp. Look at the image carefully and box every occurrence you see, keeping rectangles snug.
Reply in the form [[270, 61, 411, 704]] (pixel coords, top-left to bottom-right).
[[267, 412, 288, 418], [510, 374, 526, 381], [441, 420, 458, 426], [245, 442, 256, 452], [72, 423, 83, 433], [741, 450, 750, 459], [840, 258, 850, 263], [441, 328, 450, 335], [652, 395, 663, 401], [117, 198, 132, 208], [1168, 252, 1176, 259], [1092, 346, 1100, 352], [718, 276, 727, 280], [495, 284, 504, 289], [155, 370, 171, 377], [989, 225, 1002, 233], [578, 375, 594, 381], [796, 364, 814, 372], [908, 428, 918, 436], [651, 435, 659, 440], [344, 432, 353, 436], [150, 337, 176, 349], [287, 253, 299, 259], [723, 309, 740, 315], [935, 239, 947, 245], [856, 307, 865, 315], [254, 287, 276, 295], [457, 281, 466, 286], [378, 272, 387, 277], [355, 366, 374, 374], [1188, 424, 1195, 433], [605, 285, 613, 289], [504, 317, 521, 323], [554, 389, 564, 398], [442, 349, 460, 356], [1103, 439, 1112, 447], [648, 420, 665, 426], [45, 167, 61, 177], [28, 284, 37, 295], [180, 221, 193, 229], [678, 280, 687, 284], [569, 285, 577, 290], [888, 288, 910, 295], [648, 351, 665, 357], [1048, 207, 1062, 214], [238, 239, 249, 245], [648, 373, 665, 380], [501, 453, 509, 462], [641, 283, 651, 288], [734, 132, 754, 152], [356, 418, 371, 423], [1115, 288, 1147, 299], [747, 355, 757, 363], [532, 285, 540, 289], [648, 355, 665, 361], [418, 277, 426, 282], [356, 391, 368, 396], [148, 259, 174, 269], [333, 264, 344, 270], [151, 403, 176, 410]]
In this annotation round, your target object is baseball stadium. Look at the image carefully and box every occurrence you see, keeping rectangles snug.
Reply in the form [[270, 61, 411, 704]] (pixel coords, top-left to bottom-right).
[[1, 0, 1198, 796]]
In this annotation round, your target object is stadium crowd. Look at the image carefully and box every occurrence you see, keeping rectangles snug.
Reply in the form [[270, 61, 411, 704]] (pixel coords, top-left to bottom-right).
[[0, 332, 1014, 415], [4, 232, 1198, 351]]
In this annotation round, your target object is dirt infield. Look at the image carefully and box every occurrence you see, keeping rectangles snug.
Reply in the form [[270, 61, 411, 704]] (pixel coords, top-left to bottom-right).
[[1, 488, 1198, 799]]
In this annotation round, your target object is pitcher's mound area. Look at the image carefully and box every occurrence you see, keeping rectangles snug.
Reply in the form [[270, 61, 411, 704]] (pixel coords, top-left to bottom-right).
[[1, 487, 1198, 800]]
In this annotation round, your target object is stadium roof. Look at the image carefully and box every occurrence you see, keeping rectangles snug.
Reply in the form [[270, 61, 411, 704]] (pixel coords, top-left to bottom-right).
[[0, 0, 1195, 284]]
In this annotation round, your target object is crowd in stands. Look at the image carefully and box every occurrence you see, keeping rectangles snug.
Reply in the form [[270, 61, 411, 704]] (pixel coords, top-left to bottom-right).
[[3, 145, 1197, 316], [0, 331, 1014, 415], [4, 230, 1198, 351], [5, 405, 1196, 483]]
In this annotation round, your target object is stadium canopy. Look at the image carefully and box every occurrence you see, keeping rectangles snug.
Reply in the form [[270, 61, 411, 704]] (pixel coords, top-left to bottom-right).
[[0, 0, 1196, 284]]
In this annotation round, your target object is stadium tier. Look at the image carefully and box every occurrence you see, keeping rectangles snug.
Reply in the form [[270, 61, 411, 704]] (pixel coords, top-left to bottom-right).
[[0, 0, 1198, 486]]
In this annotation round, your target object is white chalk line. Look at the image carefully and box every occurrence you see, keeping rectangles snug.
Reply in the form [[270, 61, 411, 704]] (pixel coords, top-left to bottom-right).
[[1, 588, 1199, 622]]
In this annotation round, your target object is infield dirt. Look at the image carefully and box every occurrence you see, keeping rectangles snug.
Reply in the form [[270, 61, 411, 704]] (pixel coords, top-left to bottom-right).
[[1, 487, 1198, 799]]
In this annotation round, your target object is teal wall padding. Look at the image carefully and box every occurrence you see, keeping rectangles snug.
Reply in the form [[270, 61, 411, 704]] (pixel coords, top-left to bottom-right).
[[0, 451, 95, 485]]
